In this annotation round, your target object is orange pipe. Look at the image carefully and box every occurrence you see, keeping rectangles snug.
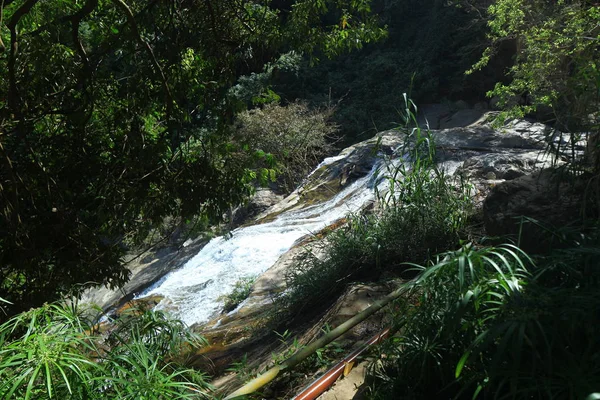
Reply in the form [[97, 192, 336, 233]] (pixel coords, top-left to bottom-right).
[[292, 328, 390, 400], [225, 285, 409, 399]]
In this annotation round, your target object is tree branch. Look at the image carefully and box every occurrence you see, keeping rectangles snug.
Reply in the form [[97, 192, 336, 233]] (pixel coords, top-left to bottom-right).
[[6, 0, 39, 29], [0, 0, 5, 53], [6, 0, 40, 113], [71, 0, 98, 67], [112, 0, 173, 117]]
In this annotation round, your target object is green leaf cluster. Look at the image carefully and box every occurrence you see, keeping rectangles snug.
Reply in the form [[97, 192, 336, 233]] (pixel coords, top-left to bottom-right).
[[218, 275, 257, 313], [470, 0, 600, 136], [0, 0, 385, 315], [370, 229, 600, 399], [0, 302, 210, 399]]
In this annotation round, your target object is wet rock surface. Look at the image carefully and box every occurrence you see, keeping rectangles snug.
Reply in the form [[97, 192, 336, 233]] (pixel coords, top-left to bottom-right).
[[203, 281, 393, 396], [80, 237, 208, 312], [231, 189, 284, 227]]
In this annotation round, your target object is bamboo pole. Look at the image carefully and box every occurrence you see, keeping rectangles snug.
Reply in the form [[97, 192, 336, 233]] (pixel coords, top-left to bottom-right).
[[223, 284, 409, 399], [291, 327, 390, 400]]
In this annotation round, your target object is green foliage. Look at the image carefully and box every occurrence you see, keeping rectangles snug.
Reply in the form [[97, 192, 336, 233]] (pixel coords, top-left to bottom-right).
[[273, 326, 345, 374], [229, 52, 303, 108], [376, 96, 472, 232], [219, 276, 257, 313], [271, 329, 303, 366], [274, 0, 489, 143], [0, 0, 385, 314], [226, 353, 252, 383], [0, 303, 98, 399], [311, 324, 346, 369], [279, 98, 471, 320], [469, 0, 600, 143], [223, 325, 346, 398], [0, 301, 211, 399], [369, 229, 600, 399], [235, 101, 339, 192]]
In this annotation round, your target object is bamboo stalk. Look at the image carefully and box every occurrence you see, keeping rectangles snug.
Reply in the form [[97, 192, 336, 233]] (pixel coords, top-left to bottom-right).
[[224, 285, 408, 399], [291, 327, 390, 400]]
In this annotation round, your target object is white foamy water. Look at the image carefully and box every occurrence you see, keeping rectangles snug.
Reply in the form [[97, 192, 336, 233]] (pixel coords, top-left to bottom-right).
[[138, 161, 383, 326], [306, 154, 347, 178]]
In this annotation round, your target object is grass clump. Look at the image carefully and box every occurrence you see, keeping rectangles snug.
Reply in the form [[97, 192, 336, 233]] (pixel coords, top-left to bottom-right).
[[279, 97, 472, 320], [368, 229, 600, 399], [0, 302, 212, 399], [220, 276, 257, 313]]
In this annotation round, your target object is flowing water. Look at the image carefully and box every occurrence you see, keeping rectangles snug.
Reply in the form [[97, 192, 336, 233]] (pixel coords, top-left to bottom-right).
[[138, 156, 384, 326]]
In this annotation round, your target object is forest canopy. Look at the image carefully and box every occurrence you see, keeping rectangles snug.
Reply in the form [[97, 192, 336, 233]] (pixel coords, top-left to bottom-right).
[[0, 0, 385, 313]]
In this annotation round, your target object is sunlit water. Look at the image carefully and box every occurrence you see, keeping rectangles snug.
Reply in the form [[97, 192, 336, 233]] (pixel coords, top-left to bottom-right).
[[136, 150, 465, 327], [136, 150, 464, 326], [138, 157, 385, 326]]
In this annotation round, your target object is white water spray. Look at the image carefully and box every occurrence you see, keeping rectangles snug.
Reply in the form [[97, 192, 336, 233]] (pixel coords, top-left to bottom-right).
[[138, 159, 383, 326]]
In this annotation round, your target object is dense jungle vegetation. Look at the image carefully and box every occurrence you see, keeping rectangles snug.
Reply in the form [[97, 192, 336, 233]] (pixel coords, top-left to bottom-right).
[[1, 0, 600, 398], [0, 0, 384, 313]]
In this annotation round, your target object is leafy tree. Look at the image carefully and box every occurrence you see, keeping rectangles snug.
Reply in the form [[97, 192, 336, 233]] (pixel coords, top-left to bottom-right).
[[466, 0, 599, 160], [0, 0, 385, 314], [273, 0, 489, 143]]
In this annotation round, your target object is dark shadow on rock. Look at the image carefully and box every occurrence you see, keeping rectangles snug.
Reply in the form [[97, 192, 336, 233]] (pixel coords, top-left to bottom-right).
[[113, 240, 209, 310], [483, 168, 591, 253], [231, 189, 284, 228]]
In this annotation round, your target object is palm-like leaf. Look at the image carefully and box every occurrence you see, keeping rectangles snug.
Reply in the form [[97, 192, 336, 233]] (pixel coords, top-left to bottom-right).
[[0, 303, 212, 399]]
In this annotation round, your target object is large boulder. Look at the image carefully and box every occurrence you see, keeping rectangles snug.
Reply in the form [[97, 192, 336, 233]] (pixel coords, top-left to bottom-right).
[[483, 169, 587, 252], [439, 109, 486, 129], [458, 150, 550, 181]]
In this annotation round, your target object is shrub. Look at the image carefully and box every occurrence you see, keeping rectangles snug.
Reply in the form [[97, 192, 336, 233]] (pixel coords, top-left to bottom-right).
[[234, 101, 338, 193], [368, 229, 600, 399], [219, 276, 257, 313]]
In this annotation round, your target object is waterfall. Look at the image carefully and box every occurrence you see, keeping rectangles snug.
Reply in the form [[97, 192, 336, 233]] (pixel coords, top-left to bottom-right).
[[137, 158, 383, 326]]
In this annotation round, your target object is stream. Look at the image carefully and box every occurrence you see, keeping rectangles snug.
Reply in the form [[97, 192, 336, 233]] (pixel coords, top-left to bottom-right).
[[137, 156, 385, 326]]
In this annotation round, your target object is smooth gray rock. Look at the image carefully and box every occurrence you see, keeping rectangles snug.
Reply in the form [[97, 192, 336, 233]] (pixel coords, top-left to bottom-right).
[[454, 99, 470, 110], [439, 109, 485, 129], [418, 103, 452, 129], [80, 237, 208, 311], [474, 101, 489, 111], [458, 151, 550, 180]]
